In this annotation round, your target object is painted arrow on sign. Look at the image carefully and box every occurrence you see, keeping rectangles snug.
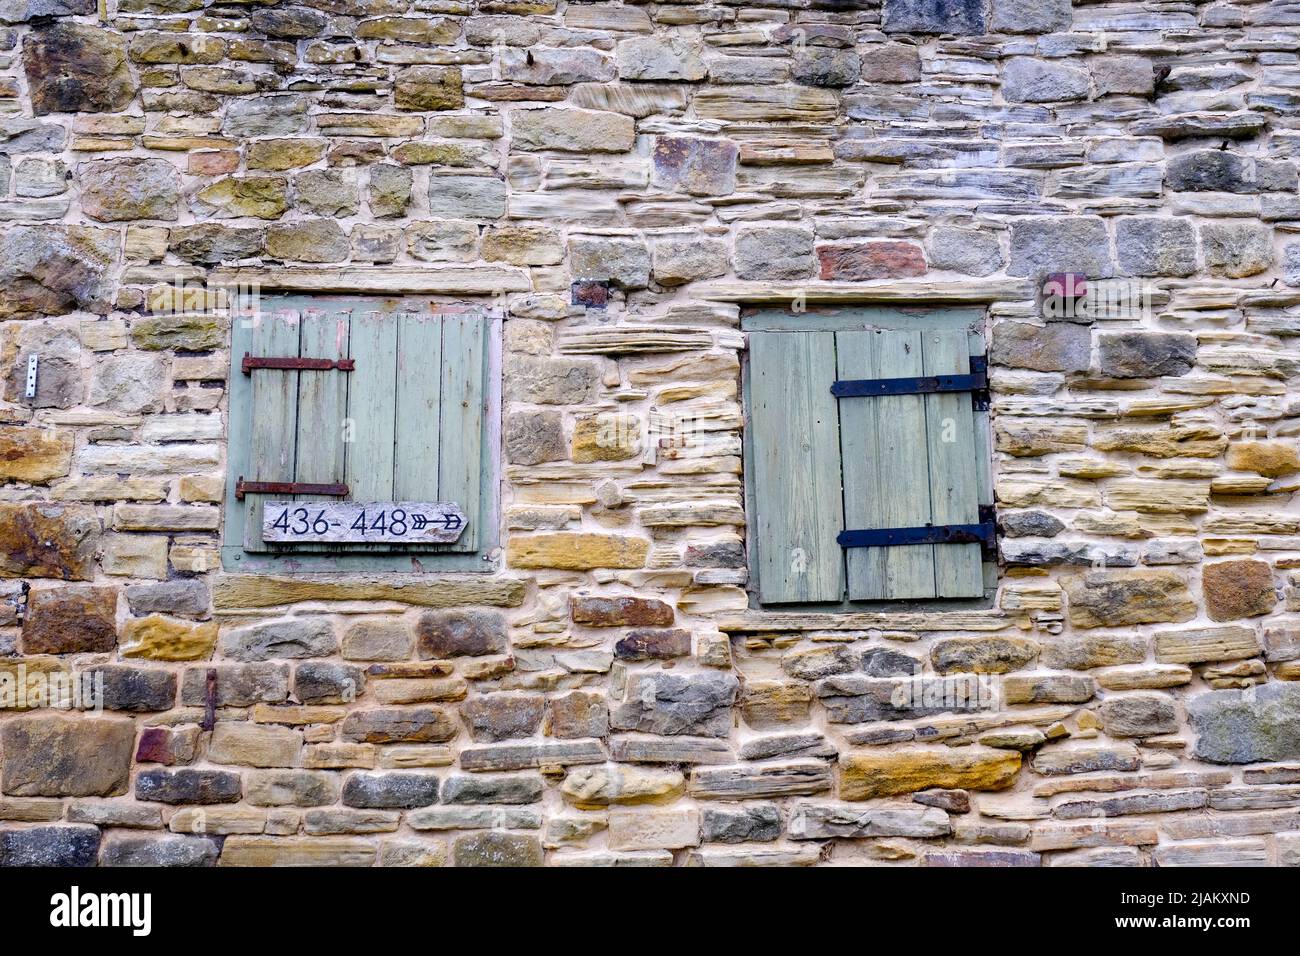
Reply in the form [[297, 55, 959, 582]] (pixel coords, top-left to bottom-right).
[[262, 501, 468, 544]]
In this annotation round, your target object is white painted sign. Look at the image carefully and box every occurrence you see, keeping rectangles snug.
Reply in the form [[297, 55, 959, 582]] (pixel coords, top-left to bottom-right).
[[262, 501, 467, 544]]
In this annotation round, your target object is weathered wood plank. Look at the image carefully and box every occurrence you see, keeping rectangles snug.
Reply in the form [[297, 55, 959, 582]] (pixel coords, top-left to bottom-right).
[[293, 308, 351, 553], [393, 312, 442, 500], [435, 314, 486, 553], [749, 331, 844, 603], [243, 308, 300, 553], [838, 328, 935, 600], [345, 310, 398, 502], [923, 328, 984, 597]]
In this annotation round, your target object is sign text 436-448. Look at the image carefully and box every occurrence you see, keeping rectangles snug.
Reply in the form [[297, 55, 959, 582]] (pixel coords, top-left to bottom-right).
[[262, 501, 467, 544]]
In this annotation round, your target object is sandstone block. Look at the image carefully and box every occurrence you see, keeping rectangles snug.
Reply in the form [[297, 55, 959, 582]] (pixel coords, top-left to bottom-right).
[[417, 610, 508, 658], [1096, 331, 1196, 378], [616, 36, 705, 81], [1203, 560, 1276, 621], [0, 425, 71, 483], [342, 772, 439, 809], [931, 637, 1039, 675], [180, 663, 290, 706], [136, 768, 242, 805], [1227, 441, 1300, 478], [1065, 570, 1196, 628], [246, 770, 340, 808], [560, 764, 684, 809], [341, 708, 457, 744], [512, 108, 635, 153], [734, 226, 814, 280], [928, 227, 1004, 276], [651, 136, 737, 196], [839, 748, 1021, 800], [394, 66, 464, 111], [1189, 683, 1300, 763], [611, 672, 738, 738], [452, 831, 543, 867], [883, 0, 984, 32], [80, 158, 180, 222], [1008, 216, 1114, 278], [0, 715, 134, 797], [1003, 57, 1090, 102], [0, 825, 100, 866], [608, 809, 700, 851], [991, 321, 1090, 373], [21, 585, 117, 654], [23, 23, 134, 114], [548, 691, 609, 739], [701, 804, 782, 843], [462, 693, 545, 742], [1201, 221, 1274, 278], [209, 723, 303, 768], [0, 226, 117, 318], [1099, 694, 1179, 737], [220, 618, 338, 662], [1115, 217, 1196, 277], [508, 532, 649, 570], [121, 615, 218, 661], [101, 834, 217, 867], [817, 241, 926, 281]]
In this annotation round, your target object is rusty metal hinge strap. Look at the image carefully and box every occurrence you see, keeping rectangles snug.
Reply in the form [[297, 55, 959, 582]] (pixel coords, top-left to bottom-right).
[[242, 353, 355, 375], [235, 478, 350, 500]]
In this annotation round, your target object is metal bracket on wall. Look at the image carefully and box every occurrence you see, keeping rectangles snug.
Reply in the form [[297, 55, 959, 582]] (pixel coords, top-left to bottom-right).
[[24, 355, 37, 399], [201, 668, 218, 732]]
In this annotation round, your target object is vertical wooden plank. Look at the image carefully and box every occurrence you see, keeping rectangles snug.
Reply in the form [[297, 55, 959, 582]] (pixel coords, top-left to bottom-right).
[[345, 310, 398, 502], [243, 308, 301, 552], [749, 331, 845, 604], [291, 308, 351, 552], [838, 328, 936, 600], [434, 313, 486, 553], [835, 330, 879, 600], [394, 312, 443, 500], [223, 308, 255, 561], [924, 329, 984, 597]]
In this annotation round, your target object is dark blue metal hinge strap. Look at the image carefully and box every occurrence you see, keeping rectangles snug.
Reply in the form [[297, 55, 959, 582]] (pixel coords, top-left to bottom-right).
[[837, 520, 996, 550], [832, 355, 989, 410]]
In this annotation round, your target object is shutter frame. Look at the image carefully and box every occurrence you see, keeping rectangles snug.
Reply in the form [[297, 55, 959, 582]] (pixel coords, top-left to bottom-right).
[[744, 309, 992, 607], [223, 297, 499, 571]]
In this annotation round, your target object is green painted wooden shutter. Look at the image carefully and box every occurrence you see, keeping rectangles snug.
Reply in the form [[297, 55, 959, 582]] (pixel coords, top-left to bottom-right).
[[749, 327, 986, 603], [241, 306, 488, 556]]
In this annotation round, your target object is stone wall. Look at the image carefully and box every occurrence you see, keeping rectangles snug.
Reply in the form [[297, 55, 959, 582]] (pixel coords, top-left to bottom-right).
[[1, 0, 1300, 867]]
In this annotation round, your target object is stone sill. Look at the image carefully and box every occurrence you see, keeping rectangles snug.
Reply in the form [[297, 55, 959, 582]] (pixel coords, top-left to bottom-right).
[[715, 610, 1012, 633], [207, 266, 530, 295], [212, 573, 528, 611], [698, 278, 1034, 305]]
